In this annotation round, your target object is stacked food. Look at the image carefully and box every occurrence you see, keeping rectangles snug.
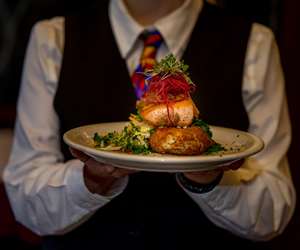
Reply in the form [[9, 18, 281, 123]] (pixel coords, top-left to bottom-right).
[[93, 54, 223, 155]]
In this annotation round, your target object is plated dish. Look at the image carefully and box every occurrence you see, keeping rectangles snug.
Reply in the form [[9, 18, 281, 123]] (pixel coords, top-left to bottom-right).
[[90, 55, 225, 156], [63, 55, 264, 172], [63, 121, 264, 172]]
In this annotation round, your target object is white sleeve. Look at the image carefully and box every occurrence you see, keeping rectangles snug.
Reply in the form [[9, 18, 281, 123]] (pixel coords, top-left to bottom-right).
[[3, 19, 128, 236], [178, 24, 296, 241]]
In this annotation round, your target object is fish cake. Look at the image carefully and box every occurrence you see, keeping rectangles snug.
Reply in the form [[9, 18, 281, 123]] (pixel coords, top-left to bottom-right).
[[149, 126, 214, 155]]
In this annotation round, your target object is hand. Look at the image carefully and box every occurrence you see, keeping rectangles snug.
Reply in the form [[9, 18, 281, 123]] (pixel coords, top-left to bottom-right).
[[70, 148, 137, 196], [183, 159, 245, 185]]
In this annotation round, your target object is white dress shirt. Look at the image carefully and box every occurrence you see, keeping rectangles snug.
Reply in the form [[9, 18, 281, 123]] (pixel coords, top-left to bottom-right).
[[3, 0, 296, 240]]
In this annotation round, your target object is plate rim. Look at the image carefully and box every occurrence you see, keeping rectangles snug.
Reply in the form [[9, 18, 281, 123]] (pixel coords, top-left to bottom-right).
[[63, 121, 264, 164]]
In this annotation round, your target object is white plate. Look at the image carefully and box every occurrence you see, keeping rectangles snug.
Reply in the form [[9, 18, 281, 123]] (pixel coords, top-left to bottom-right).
[[63, 122, 264, 172]]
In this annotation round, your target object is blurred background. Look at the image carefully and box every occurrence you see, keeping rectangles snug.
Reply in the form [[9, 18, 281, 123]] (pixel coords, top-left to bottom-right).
[[0, 0, 299, 249]]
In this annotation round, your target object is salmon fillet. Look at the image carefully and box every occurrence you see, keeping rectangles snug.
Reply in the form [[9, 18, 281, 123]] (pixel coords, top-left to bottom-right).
[[140, 98, 199, 127]]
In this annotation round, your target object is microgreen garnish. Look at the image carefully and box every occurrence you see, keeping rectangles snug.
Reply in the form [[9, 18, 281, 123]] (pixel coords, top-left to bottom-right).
[[146, 54, 193, 84]]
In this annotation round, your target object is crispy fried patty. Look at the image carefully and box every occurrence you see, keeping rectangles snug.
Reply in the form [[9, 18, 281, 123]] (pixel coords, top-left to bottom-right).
[[149, 126, 214, 155]]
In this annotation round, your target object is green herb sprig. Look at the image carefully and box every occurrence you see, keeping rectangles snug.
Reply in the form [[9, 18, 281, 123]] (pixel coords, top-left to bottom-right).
[[192, 118, 213, 138], [192, 118, 227, 154], [205, 143, 226, 155], [146, 54, 193, 84]]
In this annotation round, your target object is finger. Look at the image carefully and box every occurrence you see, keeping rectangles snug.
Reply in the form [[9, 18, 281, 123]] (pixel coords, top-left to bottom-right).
[[221, 159, 245, 171], [69, 147, 90, 163], [85, 159, 116, 178], [111, 168, 138, 178], [186, 169, 220, 177], [184, 169, 221, 180], [183, 169, 223, 184], [230, 159, 245, 170]]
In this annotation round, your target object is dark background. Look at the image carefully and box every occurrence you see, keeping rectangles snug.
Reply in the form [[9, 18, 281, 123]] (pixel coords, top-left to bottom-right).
[[0, 0, 283, 111], [0, 0, 299, 249]]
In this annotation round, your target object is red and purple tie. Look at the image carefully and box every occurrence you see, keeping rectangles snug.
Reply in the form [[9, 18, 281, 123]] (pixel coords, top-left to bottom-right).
[[131, 30, 163, 99]]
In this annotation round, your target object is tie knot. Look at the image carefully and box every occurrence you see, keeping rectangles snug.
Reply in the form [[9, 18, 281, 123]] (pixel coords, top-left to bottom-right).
[[141, 29, 163, 48], [131, 30, 163, 99]]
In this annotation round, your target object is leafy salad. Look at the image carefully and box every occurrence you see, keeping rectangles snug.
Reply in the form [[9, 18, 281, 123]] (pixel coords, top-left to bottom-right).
[[93, 116, 225, 155]]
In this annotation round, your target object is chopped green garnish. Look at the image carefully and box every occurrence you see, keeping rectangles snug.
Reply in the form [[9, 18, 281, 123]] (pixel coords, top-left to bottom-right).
[[93, 132, 118, 148], [205, 143, 226, 155], [192, 118, 213, 138], [192, 118, 226, 154]]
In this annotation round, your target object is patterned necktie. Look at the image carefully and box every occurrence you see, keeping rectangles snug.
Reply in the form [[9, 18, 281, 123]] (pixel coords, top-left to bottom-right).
[[131, 30, 163, 99]]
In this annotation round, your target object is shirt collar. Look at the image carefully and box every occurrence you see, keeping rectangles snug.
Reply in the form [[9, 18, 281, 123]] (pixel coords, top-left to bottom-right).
[[109, 0, 204, 59], [109, 0, 143, 58], [155, 0, 203, 57]]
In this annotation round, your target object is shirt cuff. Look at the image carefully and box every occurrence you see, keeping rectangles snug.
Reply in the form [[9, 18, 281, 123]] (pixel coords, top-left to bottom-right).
[[177, 167, 260, 207], [66, 159, 128, 210]]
